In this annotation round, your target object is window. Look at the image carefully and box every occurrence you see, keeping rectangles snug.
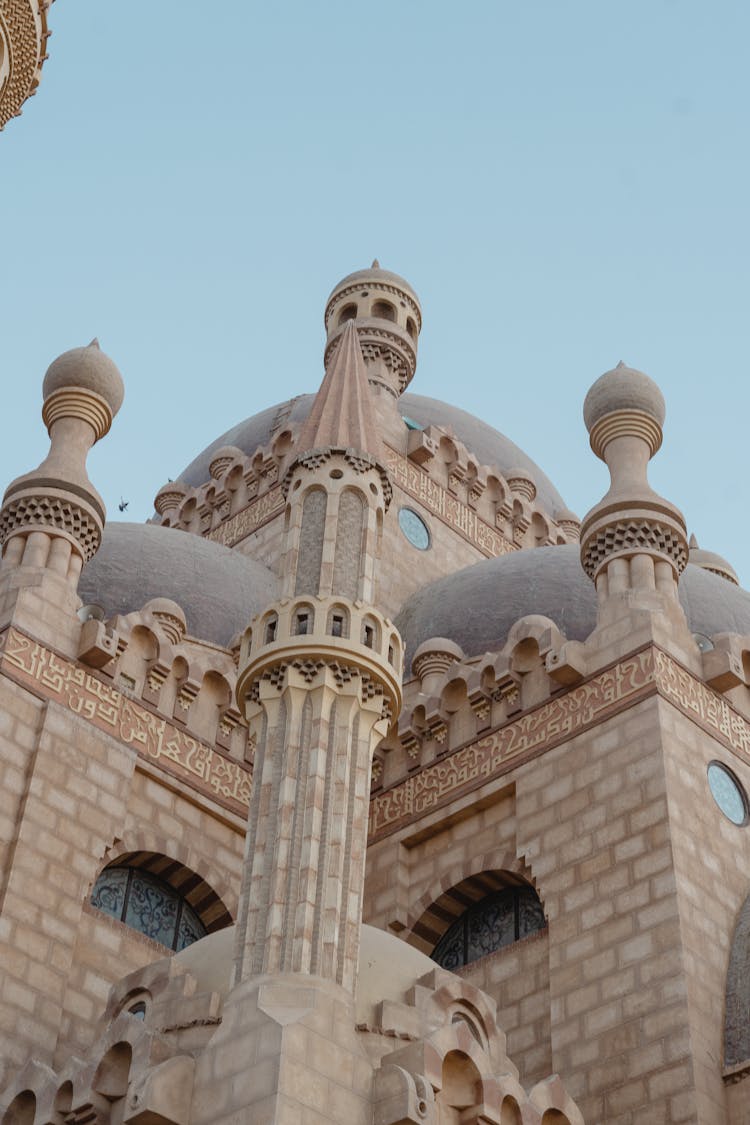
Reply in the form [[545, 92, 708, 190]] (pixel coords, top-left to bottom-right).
[[91, 866, 207, 951], [431, 887, 545, 970], [707, 761, 749, 826], [398, 507, 431, 550]]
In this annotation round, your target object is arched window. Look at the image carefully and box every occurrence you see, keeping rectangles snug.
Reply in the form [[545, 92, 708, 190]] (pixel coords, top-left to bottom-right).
[[431, 886, 545, 970], [91, 864, 213, 951]]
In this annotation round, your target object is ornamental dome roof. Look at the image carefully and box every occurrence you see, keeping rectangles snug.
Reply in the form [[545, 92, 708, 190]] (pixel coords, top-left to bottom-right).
[[79, 522, 277, 646], [325, 262, 421, 311], [175, 393, 567, 515], [395, 544, 750, 671]]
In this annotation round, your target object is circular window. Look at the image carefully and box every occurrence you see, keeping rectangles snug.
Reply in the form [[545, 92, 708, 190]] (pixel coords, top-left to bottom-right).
[[707, 761, 749, 826], [398, 507, 430, 550]]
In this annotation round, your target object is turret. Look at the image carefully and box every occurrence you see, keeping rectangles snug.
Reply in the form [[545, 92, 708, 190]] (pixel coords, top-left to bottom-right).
[[579, 361, 689, 628], [0, 341, 123, 648], [233, 310, 403, 994], [324, 260, 421, 399], [0, 340, 123, 585]]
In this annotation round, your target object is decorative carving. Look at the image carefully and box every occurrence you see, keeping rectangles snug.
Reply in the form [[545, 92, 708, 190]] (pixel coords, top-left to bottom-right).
[[581, 518, 688, 578], [0, 628, 251, 816], [326, 280, 422, 330], [0, 494, 101, 559], [370, 649, 656, 838], [386, 447, 513, 559], [206, 486, 285, 548]]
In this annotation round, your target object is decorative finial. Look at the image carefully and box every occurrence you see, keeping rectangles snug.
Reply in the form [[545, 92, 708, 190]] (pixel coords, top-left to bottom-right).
[[689, 533, 699, 549], [371, 258, 380, 269], [88, 338, 101, 350]]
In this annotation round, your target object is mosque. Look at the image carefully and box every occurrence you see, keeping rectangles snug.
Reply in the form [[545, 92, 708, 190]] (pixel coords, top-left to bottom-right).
[[2, 12, 750, 1125]]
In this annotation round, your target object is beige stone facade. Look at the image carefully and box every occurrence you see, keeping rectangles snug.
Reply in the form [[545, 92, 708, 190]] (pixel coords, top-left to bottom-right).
[[0, 264, 749, 1125]]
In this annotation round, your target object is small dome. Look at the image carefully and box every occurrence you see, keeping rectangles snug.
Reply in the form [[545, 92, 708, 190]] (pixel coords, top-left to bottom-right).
[[208, 446, 244, 480], [583, 361, 665, 433], [154, 479, 188, 515], [79, 522, 277, 646], [326, 262, 421, 311], [412, 636, 464, 680], [43, 339, 125, 416], [167, 922, 436, 1027], [688, 543, 739, 586], [396, 544, 750, 670], [143, 597, 188, 644]]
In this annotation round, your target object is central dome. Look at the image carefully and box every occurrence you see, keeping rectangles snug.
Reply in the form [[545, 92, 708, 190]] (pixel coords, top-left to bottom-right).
[[176, 392, 566, 516]]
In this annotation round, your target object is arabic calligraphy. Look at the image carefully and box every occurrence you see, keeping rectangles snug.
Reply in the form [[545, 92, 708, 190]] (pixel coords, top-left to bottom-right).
[[370, 649, 657, 839], [385, 448, 512, 558], [1, 629, 251, 816], [207, 488, 285, 548]]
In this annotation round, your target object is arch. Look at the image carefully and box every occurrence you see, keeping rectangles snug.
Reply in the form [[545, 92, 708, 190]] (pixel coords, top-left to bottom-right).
[[407, 849, 542, 951], [337, 302, 357, 326], [90, 862, 210, 951], [94, 835, 236, 928], [725, 888, 750, 1066], [501, 1095, 523, 1125], [326, 603, 350, 639], [542, 1113, 571, 1125], [1, 1092, 35, 1125], [333, 488, 365, 601], [293, 602, 316, 636], [406, 315, 417, 340], [431, 882, 546, 970], [93, 1042, 132, 1099], [371, 299, 396, 322], [295, 488, 327, 595]]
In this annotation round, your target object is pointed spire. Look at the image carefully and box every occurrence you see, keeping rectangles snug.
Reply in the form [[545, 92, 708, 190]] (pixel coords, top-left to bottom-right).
[[88, 338, 100, 349], [689, 533, 699, 549], [296, 320, 384, 463], [371, 258, 380, 268]]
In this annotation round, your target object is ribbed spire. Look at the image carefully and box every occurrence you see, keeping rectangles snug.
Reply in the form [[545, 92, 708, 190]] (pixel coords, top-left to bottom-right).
[[297, 320, 384, 462]]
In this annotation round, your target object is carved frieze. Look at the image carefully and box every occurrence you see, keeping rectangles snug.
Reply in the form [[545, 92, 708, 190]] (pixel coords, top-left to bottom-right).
[[385, 448, 513, 559], [206, 486, 285, 548], [0, 628, 251, 816]]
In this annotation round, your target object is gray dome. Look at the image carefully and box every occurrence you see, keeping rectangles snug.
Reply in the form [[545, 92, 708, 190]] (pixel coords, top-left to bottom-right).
[[396, 544, 750, 670], [177, 393, 566, 514], [79, 522, 277, 646]]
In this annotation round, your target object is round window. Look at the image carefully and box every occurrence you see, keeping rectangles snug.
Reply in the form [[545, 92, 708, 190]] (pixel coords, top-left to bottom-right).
[[398, 507, 430, 550], [707, 761, 749, 826]]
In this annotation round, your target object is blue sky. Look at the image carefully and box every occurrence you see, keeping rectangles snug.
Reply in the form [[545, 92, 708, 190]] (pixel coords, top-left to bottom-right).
[[2, 2, 749, 580]]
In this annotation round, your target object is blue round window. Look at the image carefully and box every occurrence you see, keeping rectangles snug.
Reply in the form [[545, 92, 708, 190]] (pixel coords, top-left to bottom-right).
[[398, 507, 430, 550], [707, 762, 748, 826]]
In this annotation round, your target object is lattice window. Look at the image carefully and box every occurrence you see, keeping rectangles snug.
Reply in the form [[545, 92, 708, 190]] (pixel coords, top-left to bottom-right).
[[91, 865, 207, 952], [431, 887, 545, 970]]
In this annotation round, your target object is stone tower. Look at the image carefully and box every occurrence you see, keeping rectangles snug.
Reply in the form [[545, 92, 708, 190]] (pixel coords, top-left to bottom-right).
[[191, 317, 404, 1122]]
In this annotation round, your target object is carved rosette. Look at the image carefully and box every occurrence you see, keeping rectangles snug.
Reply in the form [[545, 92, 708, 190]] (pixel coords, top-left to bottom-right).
[[0, 0, 51, 130]]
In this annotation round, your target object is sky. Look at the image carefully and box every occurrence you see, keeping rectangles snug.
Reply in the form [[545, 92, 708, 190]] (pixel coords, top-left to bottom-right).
[[2, 2, 749, 581]]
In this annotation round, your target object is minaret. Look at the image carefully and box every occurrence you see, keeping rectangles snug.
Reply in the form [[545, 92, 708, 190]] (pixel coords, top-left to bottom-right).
[[0, 340, 124, 651], [579, 361, 690, 641], [233, 318, 402, 992]]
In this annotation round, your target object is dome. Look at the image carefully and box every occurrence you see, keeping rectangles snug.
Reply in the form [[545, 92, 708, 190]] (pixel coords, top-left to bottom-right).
[[175, 393, 566, 515], [79, 522, 277, 646], [43, 339, 125, 417], [169, 923, 436, 1026], [326, 263, 421, 310], [583, 361, 665, 433], [396, 544, 750, 670]]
